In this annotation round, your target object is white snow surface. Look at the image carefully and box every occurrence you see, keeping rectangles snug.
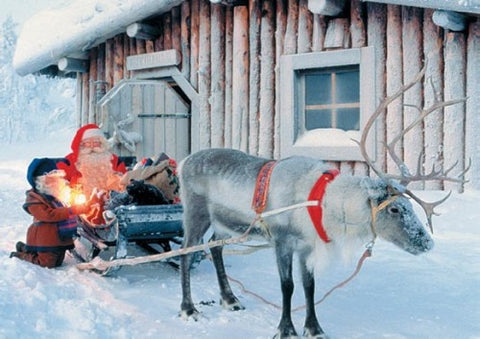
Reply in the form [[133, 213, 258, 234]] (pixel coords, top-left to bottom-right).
[[0, 130, 479, 339]]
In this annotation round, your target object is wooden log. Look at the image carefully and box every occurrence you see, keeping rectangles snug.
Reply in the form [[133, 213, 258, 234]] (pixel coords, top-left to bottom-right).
[[210, 4, 225, 148], [367, 3, 386, 177], [88, 48, 98, 123], [432, 10, 467, 32], [163, 13, 173, 50], [298, 0, 312, 53], [123, 35, 130, 79], [402, 6, 423, 190], [57, 57, 89, 73], [81, 73, 89, 124], [113, 35, 124, 85], [224, 7, 234, 149], [128, 37, 136, 79], [312, 14, 326, 52], [232, 6, 249, 151], [172, 7, 182, 66], [96, 45, 107, 121], [190, 0, 200, 90], [75, 75, 83, 127], [136, 39, 146, 55], [258, 0, 275, 158], [324, 18, 350, 49], [351, 0, 367, 175], [443, 32, 466, 192], [465, 20, 480, 190], [350, 0, 366, 48], [198, 0, 211, 149], [308, 0, 345, 16], [284, 0, 298, 54], [126, 23, 162, 40], [386, 5, 403, 176], [423, 9, 444, 190], [181, 2, 191, 78], [248, 0, 261, 155], [105, 39, 114, 91], [274, 0, 287, 158], [154, 20, 164, 51]]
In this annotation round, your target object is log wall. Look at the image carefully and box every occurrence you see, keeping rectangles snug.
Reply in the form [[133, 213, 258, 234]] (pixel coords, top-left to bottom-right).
[[77, 0, 480, 191]]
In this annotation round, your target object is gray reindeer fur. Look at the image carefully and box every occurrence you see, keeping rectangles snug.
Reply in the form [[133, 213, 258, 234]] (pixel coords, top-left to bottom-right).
[[179, 148, 433, 338]]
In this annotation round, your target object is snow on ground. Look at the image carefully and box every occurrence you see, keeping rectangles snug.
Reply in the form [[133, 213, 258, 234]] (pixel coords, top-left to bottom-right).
[[0, 132, 479, 339]]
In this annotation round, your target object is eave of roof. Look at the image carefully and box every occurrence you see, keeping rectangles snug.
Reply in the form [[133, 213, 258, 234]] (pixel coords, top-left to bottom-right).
[[13, 0, 184, 76], [363, 0, 480, 14]]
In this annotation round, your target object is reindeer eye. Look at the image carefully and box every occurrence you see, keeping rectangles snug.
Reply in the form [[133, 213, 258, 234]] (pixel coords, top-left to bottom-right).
[[388, 206, 400, 214]]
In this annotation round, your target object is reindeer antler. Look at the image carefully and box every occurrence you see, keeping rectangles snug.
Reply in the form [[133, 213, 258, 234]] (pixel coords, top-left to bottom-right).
[[355, 63, 468, 231]]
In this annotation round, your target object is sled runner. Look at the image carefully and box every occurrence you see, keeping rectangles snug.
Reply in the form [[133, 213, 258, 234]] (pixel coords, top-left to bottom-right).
[[73, 203, 203, 275]]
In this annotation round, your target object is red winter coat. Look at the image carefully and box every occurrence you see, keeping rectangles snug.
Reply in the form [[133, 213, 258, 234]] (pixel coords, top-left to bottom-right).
[[22, 190, 76, 252]]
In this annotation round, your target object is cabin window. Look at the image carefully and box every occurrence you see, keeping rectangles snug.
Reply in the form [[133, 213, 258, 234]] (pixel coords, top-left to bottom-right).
[[280, 47, 376, 161]]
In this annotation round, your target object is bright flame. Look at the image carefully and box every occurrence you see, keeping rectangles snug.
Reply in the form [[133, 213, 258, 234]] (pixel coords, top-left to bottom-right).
[[57, 184, 86, 207], [74, 193, 87, 205]]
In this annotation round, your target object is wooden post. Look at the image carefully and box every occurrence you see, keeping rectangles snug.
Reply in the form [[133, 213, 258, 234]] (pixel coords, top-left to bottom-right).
[[88, 48, 97, 123], [190, 0, 200, 90], [386, 5, 403, 176], [351, 0, 367, 176], [423, 9, 444, 190], [76, 75, 83, 127], [123, 35, 130, 79], [249, 0, 261, 155], [198, 0, 211, 149], [402, 7, 423, 189], [82, 73, 89, 125], [443, 32, 466, 192], [312, 15, 326, 52], [96, 44, 106, 122], [224, 7, 234, 149], [172, 7, 182, 66], [232, 6, 249, 151], [465, 20, 480, 190], [113, 35, 124, 85], [298, 0, 312, 53], [367, 3, 386, 177], [105, 39, 114, 91], [284, 0, 298, 54], [210, 4, 225, 148], [136, 39, 146, 55], [259, 0, 275, 158], [274, 0, 287, 158], [181, 2, 191, 78]]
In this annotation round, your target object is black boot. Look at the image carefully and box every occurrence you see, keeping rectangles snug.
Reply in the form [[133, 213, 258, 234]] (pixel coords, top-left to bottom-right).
[[16, 241, 26, 252], [10, 252, 18, 258]]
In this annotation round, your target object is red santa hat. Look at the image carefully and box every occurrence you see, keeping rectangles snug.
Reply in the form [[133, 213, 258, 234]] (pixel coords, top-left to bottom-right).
[[69, 124, 105, 162]]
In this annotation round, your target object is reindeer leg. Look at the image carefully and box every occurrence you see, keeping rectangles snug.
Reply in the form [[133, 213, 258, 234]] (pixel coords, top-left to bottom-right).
[[274, 243, 298, 338], [180, 194, 211, 320], [300, 256, 326, 338], [210, 234, 245, 311]]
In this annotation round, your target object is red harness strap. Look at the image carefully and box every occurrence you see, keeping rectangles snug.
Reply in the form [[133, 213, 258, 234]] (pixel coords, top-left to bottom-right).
[[307, 169, 340, 243], [252, 161, 277, 214]]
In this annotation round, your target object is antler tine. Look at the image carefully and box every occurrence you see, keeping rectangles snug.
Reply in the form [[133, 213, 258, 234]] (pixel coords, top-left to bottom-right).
[[356, 64, 428, 181], [405, 189, 452, 233]]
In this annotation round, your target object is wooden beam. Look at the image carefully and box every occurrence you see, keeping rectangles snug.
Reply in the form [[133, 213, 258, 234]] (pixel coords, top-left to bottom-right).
[[57, 57, 89, 73], [432, 10, 467, 31], [308, 0, 345, 16], [126, 49, 181, 71], [126, 23, 162, 40]]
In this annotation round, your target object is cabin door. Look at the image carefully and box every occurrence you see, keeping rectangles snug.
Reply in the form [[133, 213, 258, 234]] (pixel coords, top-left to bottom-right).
[[97, 80, 190, 162]]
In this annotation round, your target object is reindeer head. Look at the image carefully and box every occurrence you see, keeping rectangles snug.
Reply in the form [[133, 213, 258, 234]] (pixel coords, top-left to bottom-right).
[[355, 65, 467, 254]]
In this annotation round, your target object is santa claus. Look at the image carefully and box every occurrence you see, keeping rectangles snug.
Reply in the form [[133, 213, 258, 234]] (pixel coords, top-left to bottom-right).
[[58, 124, 127, 223]]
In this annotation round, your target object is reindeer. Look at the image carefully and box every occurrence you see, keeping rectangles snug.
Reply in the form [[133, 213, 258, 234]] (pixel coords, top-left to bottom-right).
[[178, 67, 466, 338]]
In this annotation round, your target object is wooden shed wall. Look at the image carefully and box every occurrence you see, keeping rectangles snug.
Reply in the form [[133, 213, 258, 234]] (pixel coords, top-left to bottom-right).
[[76, 0, 480, 191]]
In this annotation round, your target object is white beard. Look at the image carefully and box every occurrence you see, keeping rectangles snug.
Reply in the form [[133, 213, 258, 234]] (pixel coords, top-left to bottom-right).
[[35, 170, 70, 203], [76, 150, 116, 197]]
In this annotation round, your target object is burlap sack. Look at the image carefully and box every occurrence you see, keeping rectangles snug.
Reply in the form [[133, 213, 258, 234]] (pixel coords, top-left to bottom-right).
[[119, 159, 180, 204]]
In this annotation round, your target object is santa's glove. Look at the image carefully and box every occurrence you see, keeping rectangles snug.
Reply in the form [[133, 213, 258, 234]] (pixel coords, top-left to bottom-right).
[[71, 204, 90, 215]]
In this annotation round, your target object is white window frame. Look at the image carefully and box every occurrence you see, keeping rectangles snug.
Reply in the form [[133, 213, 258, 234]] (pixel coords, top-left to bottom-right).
[[280, 47, 376, 161]]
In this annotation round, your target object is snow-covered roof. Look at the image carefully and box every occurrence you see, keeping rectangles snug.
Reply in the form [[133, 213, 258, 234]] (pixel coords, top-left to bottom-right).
[[364, 0, 480, 13], [13, 0, 184, 76], [13, 0, 480, 76]]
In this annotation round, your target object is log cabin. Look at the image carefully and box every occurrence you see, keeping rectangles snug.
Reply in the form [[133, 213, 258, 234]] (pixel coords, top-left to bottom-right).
[[13, 0, 480, 191]]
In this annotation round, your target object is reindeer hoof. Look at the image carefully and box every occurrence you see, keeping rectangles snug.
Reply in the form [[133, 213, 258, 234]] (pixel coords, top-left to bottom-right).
[[179, 307, 200, 321], [303, 327, 327, 338], [273, 331, 299, 339], [220, 298, 245, 311]]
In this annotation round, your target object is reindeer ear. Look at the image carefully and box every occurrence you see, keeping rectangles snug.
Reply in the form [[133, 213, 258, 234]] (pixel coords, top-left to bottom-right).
[[360, 178, 388, 201]]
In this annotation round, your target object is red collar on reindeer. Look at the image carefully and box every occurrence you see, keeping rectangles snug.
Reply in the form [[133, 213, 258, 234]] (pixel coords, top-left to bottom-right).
[[252, 162, 339, 243], [307, 169, 340, 243]]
